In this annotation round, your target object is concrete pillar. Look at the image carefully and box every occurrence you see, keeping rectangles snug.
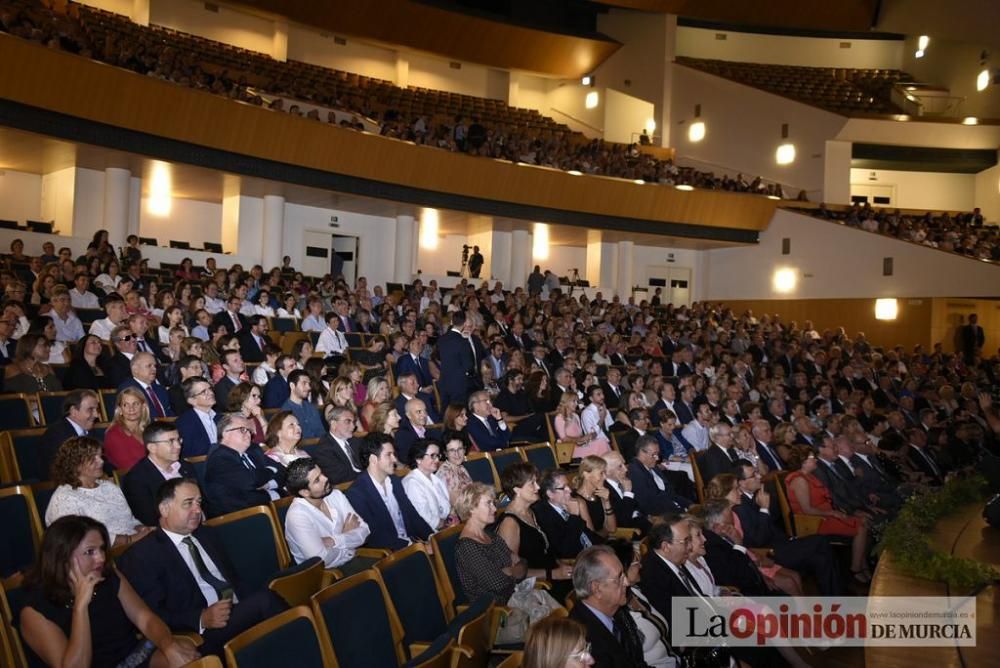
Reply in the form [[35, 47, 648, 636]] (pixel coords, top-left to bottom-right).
[[395, 215, 416, 282], [103, 168, 131, 248], [261, 195, 285, 270], [221, 195, 241, 256], [490, 230, 512, 284], [127, 175, 141, 239], [40, 167, 77, 237], [131, 0, 149, 25], [660, 15, 677, 147], [616, 240, 634, 299], [395, 54, 410, 88], [510, 229, 532, 286], [272, 20, 288, 62], [824, 140, 852, 205]]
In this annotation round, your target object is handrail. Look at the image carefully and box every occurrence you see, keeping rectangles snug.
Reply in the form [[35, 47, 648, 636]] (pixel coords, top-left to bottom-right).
[[547, 107, 604, 135], [673, 155, 819, 200]]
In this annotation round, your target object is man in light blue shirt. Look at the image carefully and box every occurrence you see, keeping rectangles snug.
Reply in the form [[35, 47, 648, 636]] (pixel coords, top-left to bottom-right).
[[282, 370, 325, 439]]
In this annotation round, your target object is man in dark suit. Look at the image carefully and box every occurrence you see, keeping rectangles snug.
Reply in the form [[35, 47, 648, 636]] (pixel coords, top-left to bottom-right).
[[533, 469, 602, 559], [107, 324, 138, 387], [123, 421, 197, 525], [262, 355, 296, 409], [504, 321, 532, 351], [170, 355, 207, 416], [212, 294, 248, 335], [733, 462, 844, 595], [958, 313, 985, 365], [698, 422, 742, 485], [904, 427, 946, 485], [600, 367, 625, 410], [213, 349, 246, 409], [435, 311, 480, 410], [393, 372, 441, 424], [39, 389, 101, 479], [835, 436, 903, 513], [466, 391, 512, 451], [394, 337, 434, 392], [119, 351, 175, 418], [313, 405, 364, 485], [672, 385, 696, 426], [615, 408, 649, 464], [569, 546, 647, 668], [345, 433, 432, 550], [0, 311, 17, 368], [813, 435, 868, 514], [204, 414, 286, 517], [751, 420, 786, 472], [237, 315, 270, 364], [394, 398, 442, 464], [627, 435, 691, 517], [176, 377, 219, 458], [699, 500, 774, 597], [119, 478, 286, 657], [333, 298, 356, 334]]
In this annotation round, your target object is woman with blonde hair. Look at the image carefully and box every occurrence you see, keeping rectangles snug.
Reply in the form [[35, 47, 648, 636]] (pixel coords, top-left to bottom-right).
[[104, 387, 151, 471], [368, 403, 401, 437], [339, 362, 368, 406], [571, 455, 617, 538], [524, 617, 594, 668], [360, 376, 390, 430], [554, 392, 610, 459], [326, 376, 357, 414], [455, 482, 525, 604]]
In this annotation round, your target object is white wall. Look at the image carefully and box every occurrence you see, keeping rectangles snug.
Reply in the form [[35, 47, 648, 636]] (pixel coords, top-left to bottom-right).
[[407, 52, 500, 100], [283, 204, 397, 289], [703, 208, 1000, 300], [850, 168, 976, 211], [149, 0, 276, 56], [604, 89, 655, 144], [671, 65, 848, 197], [137, 197, 222, 247], [676, 26, 904, 69], [544, 245, 587, 283], [547, 83, 605, 137], [837, 118, 1000, 149], [974, 163, 1000, 224], [74, 0, 133, 16], [0, 169, 41, 224], [899, 36, 1000, 121], [286, 26, 398, 82], [509, 73, 553, 112], [72, 168, 107, 242]]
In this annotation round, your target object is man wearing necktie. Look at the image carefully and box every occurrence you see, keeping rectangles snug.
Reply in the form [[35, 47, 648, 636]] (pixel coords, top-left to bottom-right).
[[533, 470, 602, 558], [118, 477, 287, 657], [334, 299, 354, 334], [204, 414, 287, 517], [212, 295, 247, 335], [120, 352, 174, 418], [238, 315, 270, 363]]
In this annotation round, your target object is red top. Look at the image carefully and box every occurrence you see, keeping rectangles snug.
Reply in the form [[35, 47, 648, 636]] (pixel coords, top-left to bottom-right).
[[104, 423, 146, 472]]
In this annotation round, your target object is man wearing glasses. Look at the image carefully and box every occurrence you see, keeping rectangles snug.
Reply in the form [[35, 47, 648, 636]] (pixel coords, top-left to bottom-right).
[[122, 421, 197, 526], [568, 545, 646, 667], [0, 312, 16, 366], [313, 405, 364, 485], [205, 413, 287, 517], [466, 390, 511, 452], [107, 324, 139, 387], [177, 377, 221, 458]]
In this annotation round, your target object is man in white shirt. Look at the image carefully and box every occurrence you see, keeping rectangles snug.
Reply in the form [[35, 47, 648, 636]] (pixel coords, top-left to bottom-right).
[[118, 478, 286, 657], [283, 459, 370, 573], [581, 385, 614, 437], [300, 299, 325, 332], [680, 402, 712, 452], [203, 282, 226, 314], [315, 311, 348, 357], [70, 273, 101, 310], [46, 287, 85, 343], [89, 296, 127, 341]]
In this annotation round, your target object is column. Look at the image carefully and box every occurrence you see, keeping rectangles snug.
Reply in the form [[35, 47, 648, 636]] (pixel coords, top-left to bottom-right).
[[395, 54, 410, 88], [823, 140, 852, 205], [272, 20, 288, 62], [659, 14, 677, 147], [103, 168, 131, 248], [131, 0, 149, 25], [395, 215, 416, 282], [510, 229, 532, 286], [616, 240, 634, 300], [490, 231, 512, 284], [262, 195, 285, 269]]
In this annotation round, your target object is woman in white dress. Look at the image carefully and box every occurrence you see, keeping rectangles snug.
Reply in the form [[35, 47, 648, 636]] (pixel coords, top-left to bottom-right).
[[283, 458, 371, 572], [45, 437, 152, 548], [402, 439, 453, 530]]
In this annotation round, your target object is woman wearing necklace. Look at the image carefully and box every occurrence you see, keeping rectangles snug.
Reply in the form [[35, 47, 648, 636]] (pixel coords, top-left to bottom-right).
[[496, 462, 574, 600], [4, 333, 63, 393], [264, 411, 309, 466], [571, 456, 617, 539]]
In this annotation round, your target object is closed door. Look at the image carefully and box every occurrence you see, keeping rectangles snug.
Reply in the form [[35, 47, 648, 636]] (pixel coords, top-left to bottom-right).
[[646, 265, 692, 307], [302, 231, 331, 278]]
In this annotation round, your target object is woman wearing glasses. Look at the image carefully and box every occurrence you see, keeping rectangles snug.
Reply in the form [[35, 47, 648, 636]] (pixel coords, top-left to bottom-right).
[[402, 439, 454, 530], [435, 431, 473, 505]]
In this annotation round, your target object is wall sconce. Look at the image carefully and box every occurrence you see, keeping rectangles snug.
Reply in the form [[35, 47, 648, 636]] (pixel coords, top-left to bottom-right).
[[688, 104, 706, 143], [772, 267, 797, 293], [875, 298, 898, 320], [585, 91, 599, 109], [775, 123, 796, 165]]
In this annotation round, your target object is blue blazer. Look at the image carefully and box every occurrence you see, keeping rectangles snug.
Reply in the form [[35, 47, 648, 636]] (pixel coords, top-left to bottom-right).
[[205, 444, 286, 518], [394, 354, 434, 390], [466, 414, 512, 452], [118, 378, 175, 417], [435, 329, 479, 407], [262, 374, 290, 409], [177, 409, 219, 458], [345, 472, 432, 551], [626, 460, 690, 517]]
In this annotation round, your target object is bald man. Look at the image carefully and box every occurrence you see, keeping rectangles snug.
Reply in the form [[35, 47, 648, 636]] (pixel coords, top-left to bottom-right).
[[119, 351, 174, 418]]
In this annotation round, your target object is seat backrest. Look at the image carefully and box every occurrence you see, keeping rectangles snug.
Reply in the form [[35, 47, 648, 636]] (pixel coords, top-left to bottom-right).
[[375, 544, 449, 645], [0, 486, 42, 579], [1, 574, 46, 668], [8, 429, 47, 484], [37, 392, 73, 427], [462, 454, 496, 488], [204, 506, 288, 593], [490, 449, 524, 482], [773, 471, 795, 536], [185, 456, 208, 489], [271, 317, 297, 333], [312, 571, 405, 668], [428, 523, 466, 610], [689, 451, 705, 503], [30, 482, 58, 523], [225, 606, 334, 668], [522, 443, 556, 472], [0, 396, 35, 430], [99, 390, 117, 422], [271, 496, 294, 530]]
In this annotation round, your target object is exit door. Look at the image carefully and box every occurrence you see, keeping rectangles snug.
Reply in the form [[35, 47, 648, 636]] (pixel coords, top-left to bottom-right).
[[647, 266, 692, 307]]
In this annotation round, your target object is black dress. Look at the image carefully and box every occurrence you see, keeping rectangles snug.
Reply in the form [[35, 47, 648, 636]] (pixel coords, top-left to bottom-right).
[[23, 572, 141, 667], [499, 511, 572, 601], [573, 491, 607, 535], [63, 357, 113, 390]]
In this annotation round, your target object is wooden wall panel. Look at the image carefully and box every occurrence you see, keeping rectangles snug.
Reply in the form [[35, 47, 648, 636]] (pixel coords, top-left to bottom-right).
[[0, 34, 775, 234], [930, 298, 1000, 358], [719, 298, 935, 351]]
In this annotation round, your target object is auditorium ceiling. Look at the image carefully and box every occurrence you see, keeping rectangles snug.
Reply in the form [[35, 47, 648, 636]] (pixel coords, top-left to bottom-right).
[[0, 126, 738, 251]]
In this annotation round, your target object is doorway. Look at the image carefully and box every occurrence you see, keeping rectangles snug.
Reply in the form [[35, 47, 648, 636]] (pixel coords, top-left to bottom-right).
[[646, 266, 692, 307], [302, 231, 359, 285]]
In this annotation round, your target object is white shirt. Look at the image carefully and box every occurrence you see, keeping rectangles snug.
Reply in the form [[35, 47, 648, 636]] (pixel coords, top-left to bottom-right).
[[194, 408, 217, 443], [70, 288, 100, 310], [45, 481, 142, 545], [373, 475, 410, 544], [580, 402, 613, 436], [204, 295, 226, 314], [162, 528, 236, 607], [89, 317, 118, 341], [681, 420, 710, 452], [252, 362, 274, 386], [301, 314, 325, 332], [402, 469, 452, 530], [284, 493, 371, 568], [277, 308, 302, 319], [49, 311, 85, 343], [316, 326, 348, 355]]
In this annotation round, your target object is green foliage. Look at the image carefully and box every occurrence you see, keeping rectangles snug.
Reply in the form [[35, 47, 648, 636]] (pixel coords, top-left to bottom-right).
[[877, 476, 999, 590]]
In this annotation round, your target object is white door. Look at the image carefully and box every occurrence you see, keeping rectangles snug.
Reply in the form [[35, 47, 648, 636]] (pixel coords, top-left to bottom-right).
[[646, 265, 692, 307], [850, 183, 895, 207], [331, 235, 358, 286], [302, 230, 331, 278]]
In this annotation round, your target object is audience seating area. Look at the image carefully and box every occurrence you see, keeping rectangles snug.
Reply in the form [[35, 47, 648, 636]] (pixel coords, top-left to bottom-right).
[[676, 56, 912, 116]]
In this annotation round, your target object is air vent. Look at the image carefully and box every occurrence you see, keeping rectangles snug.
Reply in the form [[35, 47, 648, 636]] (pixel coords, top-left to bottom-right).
[[781, 238, 791, 255], [204, 2, 219, 12], [715, 33, 727, 40], [883, 258, 893, 276], [334, 36, 347, 46], [449, 61, 462, 70]]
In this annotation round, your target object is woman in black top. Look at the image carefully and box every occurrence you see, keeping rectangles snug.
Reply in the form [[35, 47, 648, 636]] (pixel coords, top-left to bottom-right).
[[20, 515, 198, 668], [63, 334, 113, 390], [454, 482, 522, 604], [571, 455, 618, 539]]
